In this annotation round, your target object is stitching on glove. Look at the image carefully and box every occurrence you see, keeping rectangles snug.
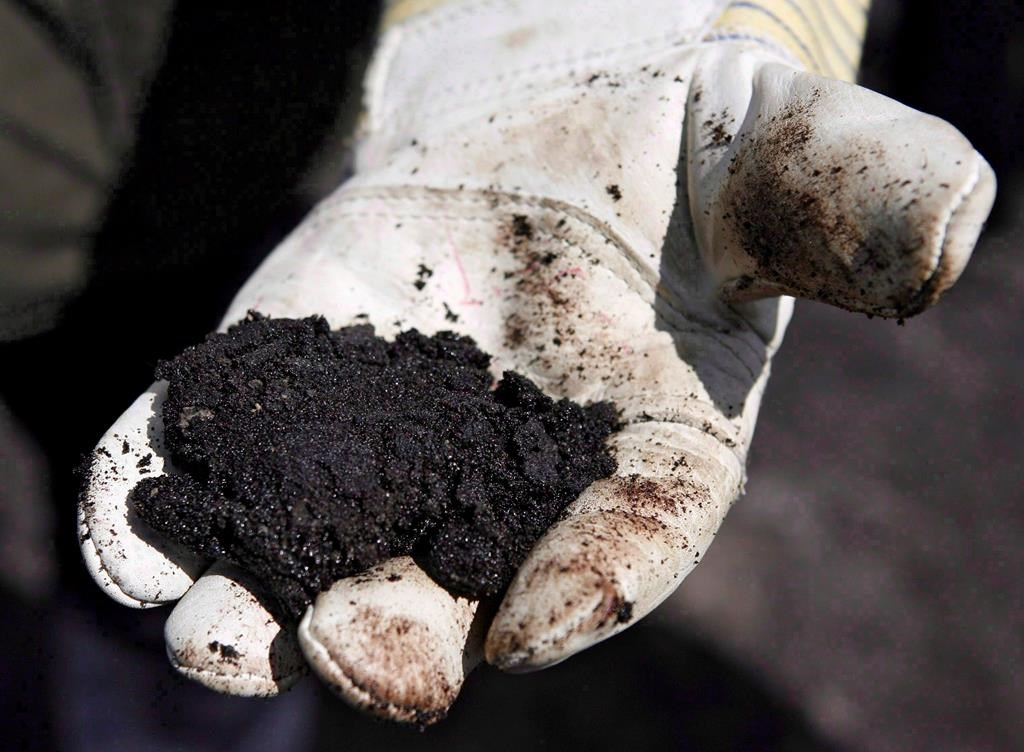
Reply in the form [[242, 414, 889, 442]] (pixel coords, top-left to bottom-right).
[[313, 185, 771, 380], [300, 624, 450, 724], [651, 281, 771, 369], [366, 1, 504, 131], [316, 187, 664, 287], [905, 158, 983, 315], [317, 186, 658, 292], [615, 394, 742, 445], [387, 0, 502, 40], [374, 31, 708, 133], [82, 538, 145, 605], [625, 418, 747, 481], [168, 652, 305, 694], [78, 506, 152, 606], [702, 28, 802, 68]]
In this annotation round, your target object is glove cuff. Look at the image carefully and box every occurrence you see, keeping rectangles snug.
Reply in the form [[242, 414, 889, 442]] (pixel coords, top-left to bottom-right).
[[709, 0, 870, 83]]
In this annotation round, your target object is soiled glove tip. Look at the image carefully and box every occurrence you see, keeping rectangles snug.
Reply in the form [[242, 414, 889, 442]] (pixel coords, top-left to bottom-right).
[[923, 151, 996, 304], [706, 66, 997, 319], [483, 582, 635, 674], [78, 384, 205, 607], [163, 563, 306, 698], [296, 559, 475, 726]]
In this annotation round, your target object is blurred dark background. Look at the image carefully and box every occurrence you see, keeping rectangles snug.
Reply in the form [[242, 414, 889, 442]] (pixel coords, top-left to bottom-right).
[[0, 1, 1020, 750]]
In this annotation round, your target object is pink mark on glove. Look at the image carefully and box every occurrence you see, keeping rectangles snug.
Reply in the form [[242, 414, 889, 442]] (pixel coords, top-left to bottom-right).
[[445, 222, 483, 306]]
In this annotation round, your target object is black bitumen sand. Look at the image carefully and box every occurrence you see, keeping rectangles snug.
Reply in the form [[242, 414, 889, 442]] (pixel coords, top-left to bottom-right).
[[130, 313, 618, 618]]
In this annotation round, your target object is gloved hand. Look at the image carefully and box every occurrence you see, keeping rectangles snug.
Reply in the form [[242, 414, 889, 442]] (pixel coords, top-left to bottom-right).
[[78, 0, 995, 724]]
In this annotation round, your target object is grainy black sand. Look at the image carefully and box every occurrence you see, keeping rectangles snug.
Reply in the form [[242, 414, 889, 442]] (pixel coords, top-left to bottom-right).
[[131, 313, 618, 618]]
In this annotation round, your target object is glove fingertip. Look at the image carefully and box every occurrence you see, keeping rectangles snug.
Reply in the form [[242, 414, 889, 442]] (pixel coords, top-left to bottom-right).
[[164, 563, 306, 698], [297, 557, 477, 726], [78, 383, 206, 606]]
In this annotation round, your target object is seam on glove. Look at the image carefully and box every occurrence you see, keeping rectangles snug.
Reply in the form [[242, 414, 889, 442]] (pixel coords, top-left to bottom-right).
[[383, 27, 693, 106], [316, 186, 658, 291], [299, 622, 449, 725], [907, 158, 983, 315], [385, 0, 501, 40], [167, 650, 306, 695], [77, 508, 154, 608], [374, 33, 704, 135], [652, 281, 772, 367], [370, 0, 732, 137], [313, 185, 771, 381], [633, 418, 747, 486], [316, 186, 664, 289], [616, 396, 743, 452], [702, 29, 802, 68]]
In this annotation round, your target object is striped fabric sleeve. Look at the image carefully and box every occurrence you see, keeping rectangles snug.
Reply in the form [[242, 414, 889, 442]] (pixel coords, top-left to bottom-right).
[[380, 0, 870, 82], [381, 0, 459, 28], [708, 0, 870, 82]]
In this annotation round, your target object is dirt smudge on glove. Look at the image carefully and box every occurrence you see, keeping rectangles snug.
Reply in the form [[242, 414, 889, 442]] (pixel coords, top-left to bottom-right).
[[719, 88, 936, 317]]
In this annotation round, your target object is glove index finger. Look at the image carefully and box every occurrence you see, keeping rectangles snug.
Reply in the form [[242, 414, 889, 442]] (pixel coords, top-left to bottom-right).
[[484, 421, 742, 671], [78, 381, 206, 607]]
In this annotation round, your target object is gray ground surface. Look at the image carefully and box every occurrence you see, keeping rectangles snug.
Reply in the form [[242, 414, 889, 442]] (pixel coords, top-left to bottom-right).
[[673, 186, 1024, 751]]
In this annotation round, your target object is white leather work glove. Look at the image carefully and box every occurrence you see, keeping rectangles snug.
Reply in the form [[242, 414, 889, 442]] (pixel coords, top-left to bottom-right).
[[78, 0, 995, 725]]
